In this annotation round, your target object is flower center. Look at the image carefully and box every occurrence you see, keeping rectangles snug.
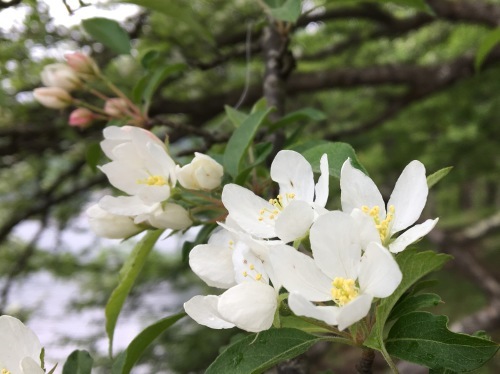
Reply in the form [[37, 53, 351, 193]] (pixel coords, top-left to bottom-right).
[[137, 175, 167, 186], [241, 260, 264, 281], [331, 277, 359, 306], [258, 193, 296, 221], [361, 205, 395, 242], [2, 369, 11, 374]]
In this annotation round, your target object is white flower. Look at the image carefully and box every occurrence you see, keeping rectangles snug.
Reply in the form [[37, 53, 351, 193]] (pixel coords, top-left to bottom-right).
[[99, 126, 177, 205], [184, 224, 278, 332], [176, 153, 223, 191], [41, 63, 81, 91], [97, 196, 192, 231], [33, 87, 72, 109], [86, 203, 143, 239], [222, 150, 329, 243], [0, 315, 44, 374], [269, 211, 402, 330], [340, 159, 439, 253]]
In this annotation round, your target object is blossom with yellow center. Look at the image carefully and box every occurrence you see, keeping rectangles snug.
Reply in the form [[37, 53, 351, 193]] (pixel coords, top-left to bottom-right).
[[341, 159, 439, 253], [331, 277, 359, 306]]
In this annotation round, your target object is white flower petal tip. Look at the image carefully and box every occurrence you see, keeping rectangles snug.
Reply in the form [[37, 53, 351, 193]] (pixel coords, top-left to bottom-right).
[[314, 153, 329, 207], [184, 295, 235, 329], [288, 292, 339, 326], [271, 150, 314, 202], [389, 218, 439, 254]]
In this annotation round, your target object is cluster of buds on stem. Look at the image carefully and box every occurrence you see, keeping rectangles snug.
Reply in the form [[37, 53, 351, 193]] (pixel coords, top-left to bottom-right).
[[33, 51, 147, 128]]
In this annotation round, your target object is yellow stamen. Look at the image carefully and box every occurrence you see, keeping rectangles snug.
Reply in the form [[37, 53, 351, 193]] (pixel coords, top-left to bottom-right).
[[242, 271, 248, 277], [2, 369, 12, 374], [137, 175, 167, 186], [249, 264, 255, 270], [258, 192, 297, 221], [255, 273, 262, 281], [331, 277, 358, 306], [361, 204, 395, 242]]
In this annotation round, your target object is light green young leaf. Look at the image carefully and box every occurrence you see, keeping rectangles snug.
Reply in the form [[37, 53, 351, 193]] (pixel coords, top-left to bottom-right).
[[81, 18, 131, 55], [121, 0, 214, 44], [206, 328, 324, 374], [105, 230, 163, 356], [427, 166, 453, 188], [269, 0, 302, 23], [62, 350, 93, 374], [475, 29, 500, 72], [297, 141, 367, 178], [112, 313, 186, 374], [223, 108, 272, 179], [225, 105, 249, 128], [386, 312, 499, 371], [364, 249, 451, 366]]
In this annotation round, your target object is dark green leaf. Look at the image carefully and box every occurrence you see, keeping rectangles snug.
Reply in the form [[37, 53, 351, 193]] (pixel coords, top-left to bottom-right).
[[298, 141, 367, 178], [386, 312, 499, 371], [475, 29, 500, 72], [427, 166, 453, 188], [269, 0, 302, 23], [105, 230, 163, 356], [206, 328, 323, 374], [270, 108, 326, 131], [122, 0, 214, 44], [388, 293, 441, 322], [112, 313, 186, 374], [223, 108, 272, 179], [364, 250, 451, 362], [85, 142, 102, 173], [62, 350, 93, 374], [82, 18, 131, 55]]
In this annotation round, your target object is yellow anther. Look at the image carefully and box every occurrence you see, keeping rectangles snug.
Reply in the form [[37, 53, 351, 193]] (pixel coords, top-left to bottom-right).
[[331, 277, 359, 306], [137, 175, 167, 186], [269, 215, 275, 219], [2, 369, 12, 374], [362, 205, 396, 243], [249, 264, 255, 270], [258, 217, 264, 221], [242, 271, 248, 277], [255, 273, 262, 281], [228, 240, 234, 245]]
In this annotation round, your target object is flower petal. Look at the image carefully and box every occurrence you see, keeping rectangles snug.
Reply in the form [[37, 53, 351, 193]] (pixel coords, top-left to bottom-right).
[[337, 293, 373, 331], [218, 282, 277, 332], [269, 244, 331, 302], [275, 200, 314, 243], [222, 184, 276, 238], [350, 208, 382, 249], [189, 237, 236, 289], [389, 218, 439, 253], [340, 159, 385, 219], [310, 211, 361, 280], [288, 292, 339, 326], [0, 315, 42, 373], [232, 242, 269, 285], [145, 203, 192, 230], [387, 160, 428, 234], [98, 195, 156, 216], [314, 154, 329, 207], [271, 150, 314, 202], [184, 295, 235, 329], [359, 242, 402, 298], [20, 357, 45, 374]]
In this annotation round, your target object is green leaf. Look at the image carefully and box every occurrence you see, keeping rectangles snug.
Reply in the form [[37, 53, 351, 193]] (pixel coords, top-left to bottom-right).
[[280, 316, 332, 334], [270, 108, 326, 131], [386, 312, 499, 371], [112, 312, 186, 374], [105, 229, 163, 356], [62, 350, 93, 374], [374, 0, 434, 14], [122, 0, 214, 44], [225, 105, 249, 128], [475, 29, 500, 72], [223, 108, 272, 179], [297, 141, 367, 178], [364, 250, 451, 364], [427, 166, 453, 188], [140, 63, 187, 109], [206, 328, 324, 374], [85, 142, 102, 173], [81, 18, 131, 55], [269, 0, 302, 23], [388, 293, 441, 322]]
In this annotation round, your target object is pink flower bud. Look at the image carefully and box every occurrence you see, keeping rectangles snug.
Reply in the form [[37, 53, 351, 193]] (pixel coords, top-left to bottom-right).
[[33, 87, 72, 109], [69, 108, 95, 128], [41, 63, 81, 91], [104, 98, 129, 117], [64, 52, 100, 78]]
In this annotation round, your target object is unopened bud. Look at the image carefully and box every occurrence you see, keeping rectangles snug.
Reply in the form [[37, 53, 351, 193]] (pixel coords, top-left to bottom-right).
[[104, 98, 129, 117], [176, 153, 224, 190], [86, 204, 143, 239], [33, 87, 72, 109], [64, 52, 100, 78], [41, 63, 81, 91], [69, 108, 95, 128]]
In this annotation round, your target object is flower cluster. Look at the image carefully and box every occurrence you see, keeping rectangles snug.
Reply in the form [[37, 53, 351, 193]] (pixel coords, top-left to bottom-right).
[[33, 52, 146, 128], [184, 151, 438, 332], [87, 126, 224, 239]]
